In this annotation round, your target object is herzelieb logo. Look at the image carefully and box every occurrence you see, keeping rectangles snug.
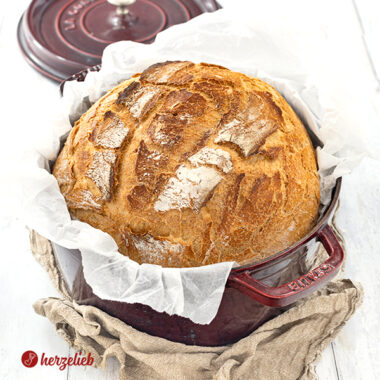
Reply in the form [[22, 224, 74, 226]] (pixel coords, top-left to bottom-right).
[[21, 351, 38, 368], [21, 350, 94, 370]]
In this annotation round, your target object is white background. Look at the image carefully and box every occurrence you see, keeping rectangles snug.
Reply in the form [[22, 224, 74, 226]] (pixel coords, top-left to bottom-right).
[[0, 1, 379, 379]]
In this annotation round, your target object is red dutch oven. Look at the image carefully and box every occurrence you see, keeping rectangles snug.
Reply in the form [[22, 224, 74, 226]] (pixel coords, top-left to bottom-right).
[[54, 69, 344, 347]]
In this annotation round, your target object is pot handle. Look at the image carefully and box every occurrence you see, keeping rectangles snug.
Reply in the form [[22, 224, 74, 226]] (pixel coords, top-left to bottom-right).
[[227, 224, 344, 307]]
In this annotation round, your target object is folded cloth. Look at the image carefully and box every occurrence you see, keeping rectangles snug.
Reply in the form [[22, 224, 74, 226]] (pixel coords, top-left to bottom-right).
[[30, 229, 362, 380]]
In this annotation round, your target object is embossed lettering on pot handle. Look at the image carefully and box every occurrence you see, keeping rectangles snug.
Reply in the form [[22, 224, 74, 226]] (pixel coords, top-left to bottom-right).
[[228, 224, 344, 307]]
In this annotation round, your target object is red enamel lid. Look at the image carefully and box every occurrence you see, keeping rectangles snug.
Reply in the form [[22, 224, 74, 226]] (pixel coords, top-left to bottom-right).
[[17, 0, 221, 82]]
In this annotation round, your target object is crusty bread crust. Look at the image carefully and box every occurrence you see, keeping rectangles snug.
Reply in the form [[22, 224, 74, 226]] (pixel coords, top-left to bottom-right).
[[53, 61, 320, 267]]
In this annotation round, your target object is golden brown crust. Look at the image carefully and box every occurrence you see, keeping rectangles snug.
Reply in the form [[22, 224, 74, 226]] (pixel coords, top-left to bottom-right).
[[53, 61, 320, 267]]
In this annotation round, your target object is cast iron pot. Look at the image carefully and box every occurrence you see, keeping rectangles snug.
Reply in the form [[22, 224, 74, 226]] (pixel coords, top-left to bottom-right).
[[55, 69, 344, 347]]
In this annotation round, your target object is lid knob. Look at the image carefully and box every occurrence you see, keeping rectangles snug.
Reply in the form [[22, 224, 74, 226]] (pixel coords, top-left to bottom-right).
[[107, 0, 137, 15]]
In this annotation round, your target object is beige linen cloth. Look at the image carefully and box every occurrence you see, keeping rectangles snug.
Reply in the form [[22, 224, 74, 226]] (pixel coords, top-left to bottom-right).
[[30, 219, 362, 380]]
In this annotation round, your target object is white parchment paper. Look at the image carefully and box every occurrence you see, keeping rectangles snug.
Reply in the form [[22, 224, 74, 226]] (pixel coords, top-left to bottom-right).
[[4, 1, 369, 324]]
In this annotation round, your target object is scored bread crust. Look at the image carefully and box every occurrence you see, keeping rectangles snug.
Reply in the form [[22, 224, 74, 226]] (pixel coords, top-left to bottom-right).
[[53, 61, 320, 267]]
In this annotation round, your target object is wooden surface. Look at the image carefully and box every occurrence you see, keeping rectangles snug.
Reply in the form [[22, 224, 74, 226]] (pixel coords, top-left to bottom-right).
[[0, 1, 379, 379]]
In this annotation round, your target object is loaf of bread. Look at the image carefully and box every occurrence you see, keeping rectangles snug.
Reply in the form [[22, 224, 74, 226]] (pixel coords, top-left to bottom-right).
[[53, 61, 320, 267]]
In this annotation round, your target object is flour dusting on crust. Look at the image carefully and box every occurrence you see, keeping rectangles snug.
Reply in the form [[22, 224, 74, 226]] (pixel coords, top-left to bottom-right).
[[189, 147, 233, 173], [155, 66, 180, 83], [215, 92, 281, 156], [93, 115, 129, 149], [215, 118, 278, 156], [131, 234, 184, 264], [129, 87, 161, 119], [54, 157, 71, 186], [117, 81, 162, 119], [87, 151, 117, 200], [154, 165, 222, 212], [142, 62, 192, 84], [66, 189, 101, 210]]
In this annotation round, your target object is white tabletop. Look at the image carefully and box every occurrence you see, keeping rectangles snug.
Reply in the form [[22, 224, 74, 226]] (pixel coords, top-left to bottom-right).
[[0, 1, 379, 379]]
